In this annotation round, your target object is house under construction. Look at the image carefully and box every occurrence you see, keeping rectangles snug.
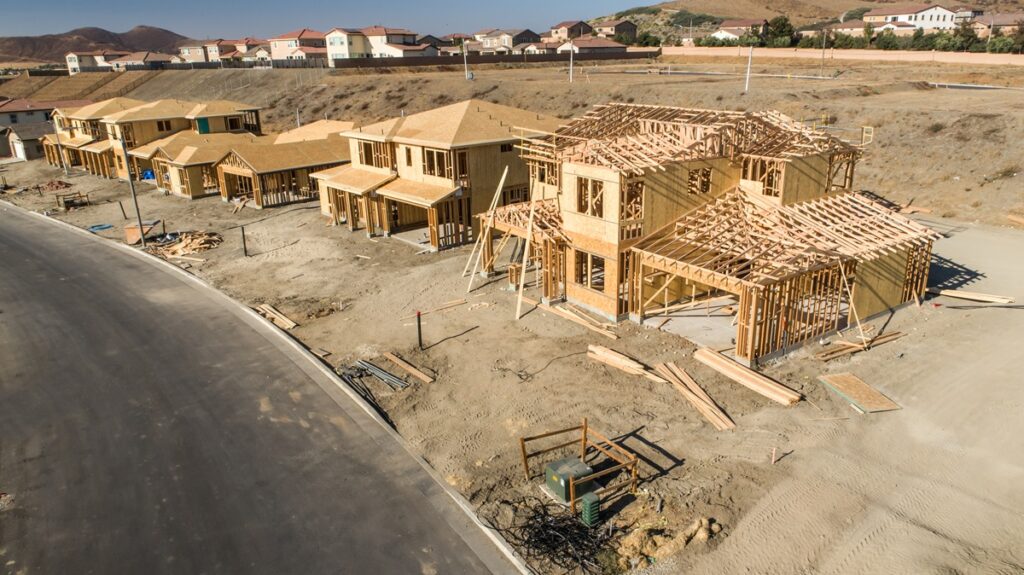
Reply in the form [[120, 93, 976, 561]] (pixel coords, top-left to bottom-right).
[[479, 103, 938, 365]]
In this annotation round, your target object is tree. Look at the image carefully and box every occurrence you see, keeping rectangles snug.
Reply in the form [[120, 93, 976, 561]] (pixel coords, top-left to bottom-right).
[[863, 23, 875, 41], [874, 30, 900, 50], [953, 20, 980, 51], [1011, 20, 1024, 52], [634, 32, 661, 47], [988, 35, 1015, 53], [767, 16, 796, 46]]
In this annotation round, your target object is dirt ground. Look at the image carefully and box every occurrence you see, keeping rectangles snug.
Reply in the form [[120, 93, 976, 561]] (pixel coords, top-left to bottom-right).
[[2, 59, 1023, 572]]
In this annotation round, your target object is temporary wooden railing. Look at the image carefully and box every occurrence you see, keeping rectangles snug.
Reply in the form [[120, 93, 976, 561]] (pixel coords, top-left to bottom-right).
[[518, 418, 639, 515]]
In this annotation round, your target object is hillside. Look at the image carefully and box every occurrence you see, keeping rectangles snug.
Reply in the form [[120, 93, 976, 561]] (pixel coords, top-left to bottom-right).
[[597, 1, 1024, 42], [0, 26, 185, 63]]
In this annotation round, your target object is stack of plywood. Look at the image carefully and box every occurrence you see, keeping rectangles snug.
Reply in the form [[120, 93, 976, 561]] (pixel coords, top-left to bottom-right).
[[694, 348, 801, 406]]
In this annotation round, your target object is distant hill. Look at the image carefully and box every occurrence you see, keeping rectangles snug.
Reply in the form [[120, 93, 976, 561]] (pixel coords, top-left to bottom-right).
[[595, 1, 1024, 43], [0, 26, 186, 63]]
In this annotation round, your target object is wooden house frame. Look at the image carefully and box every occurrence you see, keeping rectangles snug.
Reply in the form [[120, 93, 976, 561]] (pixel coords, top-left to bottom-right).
[[215, 141, 349, 209], [471, 102, 937, 362], [629, 190, 937, 364]]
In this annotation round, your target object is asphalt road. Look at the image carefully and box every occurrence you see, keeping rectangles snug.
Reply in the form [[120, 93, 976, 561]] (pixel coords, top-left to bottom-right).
[[0, 205, 517, 574]]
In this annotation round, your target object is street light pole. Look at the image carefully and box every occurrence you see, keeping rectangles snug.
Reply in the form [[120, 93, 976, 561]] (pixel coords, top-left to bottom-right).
[[743, 45, 754, 94], [463, 41, 470, 80], [119, 136, 147, 248], [569, 39, 574, 83]]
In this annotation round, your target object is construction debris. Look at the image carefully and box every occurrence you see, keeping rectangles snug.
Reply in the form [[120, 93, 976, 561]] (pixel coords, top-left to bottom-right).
[[653, 362, 735, 431], [255, 303, 298, 330], [814, 331, 906, 361], [481, 496, 618, 575], [354, 359, 408, 390], [42, 180, 72, 192], [382, 352, 433, 384], [819, 373, 901, 413], [693, 348, 801, 406], [544, 305, 618, 340], [926, 287, 1014, 304], [147, 231, 223, 258]]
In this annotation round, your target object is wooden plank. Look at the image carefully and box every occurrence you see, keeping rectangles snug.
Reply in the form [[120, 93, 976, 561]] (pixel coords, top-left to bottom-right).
[[819, 373, 901, 413], [693, 348, 801, 406], [382, 352, 433, 384], [1007, 214, 1024, 226], [925, 288, 1014, 304], [543, 305, 618, 340], [257, 304, 297, 329]]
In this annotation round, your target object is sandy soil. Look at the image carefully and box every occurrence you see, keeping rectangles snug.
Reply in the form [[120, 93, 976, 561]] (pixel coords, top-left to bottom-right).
[[2, 64, 1023, 572]]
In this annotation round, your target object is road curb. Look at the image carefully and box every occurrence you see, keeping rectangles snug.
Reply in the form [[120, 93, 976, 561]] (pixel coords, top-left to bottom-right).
[[0, 200, 528, 574]]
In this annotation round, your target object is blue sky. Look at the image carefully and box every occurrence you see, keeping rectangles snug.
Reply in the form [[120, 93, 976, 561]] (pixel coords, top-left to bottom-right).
[[1, 0, 642, 38]]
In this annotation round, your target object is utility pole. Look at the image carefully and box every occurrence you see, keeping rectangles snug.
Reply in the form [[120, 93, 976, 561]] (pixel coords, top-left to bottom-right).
[[569, 39, 574, 83], [295, 107, 301, 128], [463, 41, 470, 80], [820, 30, 827, 77], [119, 136, 147, 248], [743, 45, 753, 94], [51, 117, 69, 176]]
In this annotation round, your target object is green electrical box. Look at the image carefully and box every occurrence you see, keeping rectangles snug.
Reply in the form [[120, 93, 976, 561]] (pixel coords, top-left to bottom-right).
[[579, 492, 601, 527], [545, 457, 594, 503]]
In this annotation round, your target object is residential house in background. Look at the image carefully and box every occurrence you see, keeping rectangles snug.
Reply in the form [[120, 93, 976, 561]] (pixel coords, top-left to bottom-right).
[[548, 20, 594, 41], [417, 34, 451, 48], [0, 98, 90, 127], [875, 21, 918, 35], [556, 37, 627, 54], [819, 20, 872, 37], [310, 99, 559, 251], [442, 33, 474, 46], [593, 19, 638, 42], [952, 5, 985, 23], [361, 26, 436, 57], [6, 122, 53, 161], [711, 19, 769, 41], [472, 28, 498, 42], [176, 39, 212, 63], [108, 51, 176, 71], [971, 13, 1024, 37], [206, 38, 264, 61], [863, 4, 958, 30], [480, 29, 541, 54], [65, 50, 130, 74], [326, 28, 374, 60], [269, 29, 327, 60], [513, 42, 561, 55], [43, 97, 144, 174]]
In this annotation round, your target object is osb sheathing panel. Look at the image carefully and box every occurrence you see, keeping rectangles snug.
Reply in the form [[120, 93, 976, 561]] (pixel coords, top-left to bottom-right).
[[852, 248, 912, 319], [640, 157, 738, 233], [781, 153, 831, 206]]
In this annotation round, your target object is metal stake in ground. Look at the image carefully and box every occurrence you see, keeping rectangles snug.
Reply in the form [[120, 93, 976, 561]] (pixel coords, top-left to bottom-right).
[[240, 225, 248, 257], [417, 311, 423, 350], [119, 136, 147, 248]]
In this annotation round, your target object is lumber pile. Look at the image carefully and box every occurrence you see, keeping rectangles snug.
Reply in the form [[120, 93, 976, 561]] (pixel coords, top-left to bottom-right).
[[814, 331, 905, 361], [586, 345, 663, 383], [693, 348, 801, 406], [148, 231, 223, 259], [653, 362, 735, 431], [255, 304, 298, 329], [545, 305, 618, 340], [925, 287, 1014, 304]]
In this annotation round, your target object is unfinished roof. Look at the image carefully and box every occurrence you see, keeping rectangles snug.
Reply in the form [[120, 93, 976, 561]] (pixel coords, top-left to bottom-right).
[[129, 131, 271, 164], [346, 100, 560, 149], [376, 178, 457, 208], [519, 103, 858, 175], [220, 140, 349, 174], [633, 189, 939, 290], [102, 99, 197, 123], [310, 164, 396, 195], [274, 119, 356, 144], [61, 97, 145, 120], [185, 100, 260, 119], [483, 198, 569, 244]]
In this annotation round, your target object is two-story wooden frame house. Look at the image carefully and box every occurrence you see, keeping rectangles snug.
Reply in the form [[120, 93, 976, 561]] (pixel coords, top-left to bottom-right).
[[310, 99, 559, 251], [43, 97, 144, 177], [481, 103, 936, 365]]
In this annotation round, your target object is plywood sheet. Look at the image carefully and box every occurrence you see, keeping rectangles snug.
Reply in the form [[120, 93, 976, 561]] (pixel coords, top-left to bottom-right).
[[819, 373, 901, 413]]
